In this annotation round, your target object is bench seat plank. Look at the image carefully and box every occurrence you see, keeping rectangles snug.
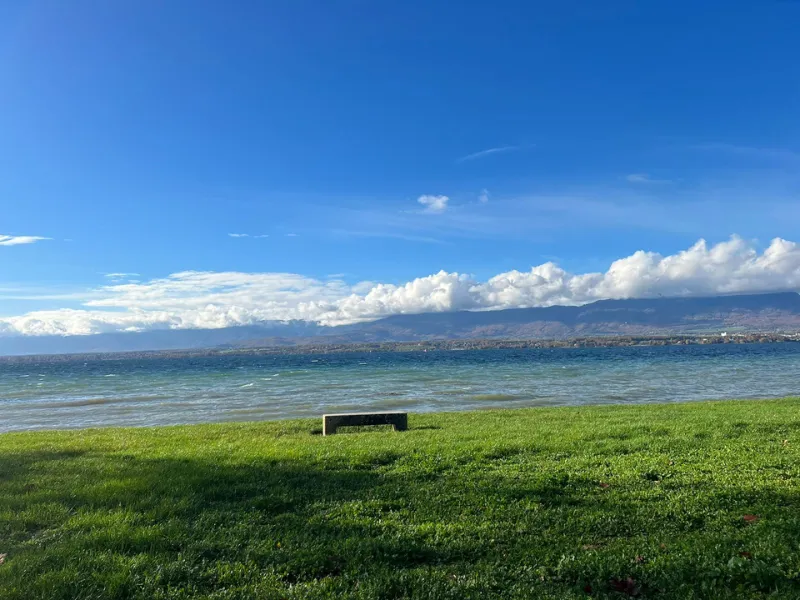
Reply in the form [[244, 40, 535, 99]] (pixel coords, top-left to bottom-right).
[[323, 411, 408, 435]]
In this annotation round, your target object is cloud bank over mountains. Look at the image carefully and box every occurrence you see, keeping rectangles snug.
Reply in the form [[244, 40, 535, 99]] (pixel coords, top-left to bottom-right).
[[2, 236, 800, 336]]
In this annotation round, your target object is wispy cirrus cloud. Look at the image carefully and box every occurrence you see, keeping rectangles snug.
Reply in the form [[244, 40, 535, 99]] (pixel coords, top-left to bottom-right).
[[626, 173, 673, 184], [307, 167, 800, 247], [228, 233, 269, 238], [456, 145, 530, 163], [0, 234, 50, 246], [0, 283, 95, 303], [104, 273, 140, 284], [692, 143, 800, 164], [348, 188, 696, 240], [332, 229, 447, 245]]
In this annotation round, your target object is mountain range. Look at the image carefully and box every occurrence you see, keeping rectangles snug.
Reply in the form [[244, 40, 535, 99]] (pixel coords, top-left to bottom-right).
[[1, 292, 800, 356]]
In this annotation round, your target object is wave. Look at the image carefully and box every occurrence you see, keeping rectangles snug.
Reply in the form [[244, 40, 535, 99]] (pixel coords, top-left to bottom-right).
[[272, 370, 309, 377], [358, 397, 414, 410], [437, 388, 474, 395], [468, 394, 526, 402], [24, 395, 171, 410]]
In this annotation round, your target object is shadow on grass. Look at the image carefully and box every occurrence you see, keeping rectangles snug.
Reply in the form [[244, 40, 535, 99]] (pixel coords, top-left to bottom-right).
[[309, 424, 441, 436], [0, 449, 474, 598], [1, 448, 800, 599]]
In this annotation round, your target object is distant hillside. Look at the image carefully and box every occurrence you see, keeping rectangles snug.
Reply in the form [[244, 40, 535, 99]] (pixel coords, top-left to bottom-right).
[[233, 292, 800, 347], [1, 292, 799, 356], [0, 323, 326, 356]]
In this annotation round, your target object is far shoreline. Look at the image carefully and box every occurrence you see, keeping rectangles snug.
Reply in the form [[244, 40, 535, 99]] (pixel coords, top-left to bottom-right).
[[1, 332, 799, 363]]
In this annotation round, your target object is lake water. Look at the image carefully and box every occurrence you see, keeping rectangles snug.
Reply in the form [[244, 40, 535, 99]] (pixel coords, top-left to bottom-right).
[[1, 343, 799, 432]]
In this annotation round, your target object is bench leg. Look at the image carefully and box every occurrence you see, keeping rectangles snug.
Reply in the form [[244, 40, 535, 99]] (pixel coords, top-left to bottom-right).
[[394, 414, 408, 432], [323, 417, 340, 436]]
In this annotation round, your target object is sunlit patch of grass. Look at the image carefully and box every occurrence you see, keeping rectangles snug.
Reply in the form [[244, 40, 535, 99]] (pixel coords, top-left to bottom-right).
[[1, 398, 799, 599]]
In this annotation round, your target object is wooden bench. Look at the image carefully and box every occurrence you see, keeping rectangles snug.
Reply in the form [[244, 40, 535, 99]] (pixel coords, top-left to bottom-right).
[[323, 411, 408, 436]]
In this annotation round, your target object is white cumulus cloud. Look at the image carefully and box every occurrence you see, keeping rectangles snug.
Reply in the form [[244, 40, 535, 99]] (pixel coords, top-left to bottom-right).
[[0, 234, 50, 246], [417, 194, 449, 214], [2, 236, 800, 336]]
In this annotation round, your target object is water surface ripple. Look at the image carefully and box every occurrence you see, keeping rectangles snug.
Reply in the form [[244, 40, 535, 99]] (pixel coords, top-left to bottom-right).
[[1, 343, 799, 432]]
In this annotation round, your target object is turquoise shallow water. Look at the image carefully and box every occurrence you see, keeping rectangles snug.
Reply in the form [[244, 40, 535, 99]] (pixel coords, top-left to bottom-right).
[[1, 343, 799, 432]]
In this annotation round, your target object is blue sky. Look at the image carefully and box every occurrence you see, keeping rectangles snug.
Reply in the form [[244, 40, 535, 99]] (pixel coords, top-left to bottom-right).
[[1, 1, 800, 334]]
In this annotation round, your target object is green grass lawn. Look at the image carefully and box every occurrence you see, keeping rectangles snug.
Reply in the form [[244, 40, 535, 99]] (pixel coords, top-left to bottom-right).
[[1, 399, 799, 599]]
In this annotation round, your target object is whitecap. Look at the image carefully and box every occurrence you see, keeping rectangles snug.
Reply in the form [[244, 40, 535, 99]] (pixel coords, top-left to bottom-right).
[[240, 383, 255, 388]]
